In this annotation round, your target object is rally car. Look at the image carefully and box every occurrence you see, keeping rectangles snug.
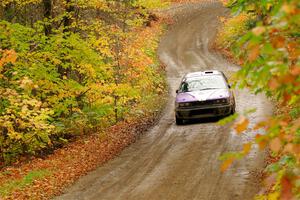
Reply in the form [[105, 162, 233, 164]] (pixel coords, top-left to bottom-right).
[[175, 70, 235, 125]]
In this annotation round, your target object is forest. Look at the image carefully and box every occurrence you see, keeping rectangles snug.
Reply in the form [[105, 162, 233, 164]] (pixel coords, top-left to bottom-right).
[[0, 0, 168, 165]]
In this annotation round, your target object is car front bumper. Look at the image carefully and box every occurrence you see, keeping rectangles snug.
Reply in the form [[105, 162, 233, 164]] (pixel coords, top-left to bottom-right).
[[175, 104, 232, 119]]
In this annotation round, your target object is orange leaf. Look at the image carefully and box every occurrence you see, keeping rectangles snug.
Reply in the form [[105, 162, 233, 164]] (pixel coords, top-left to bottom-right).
[[283, 143, 294, 154], [280, 177, 293, 200], [269, 138, 282, 153], [290, 66, 300, 76], [283, 134, 294, 142], [256, 134, 267, 150], [258, 140, 267, 150], [6, 50, 17, 63], [279, 120, 289, 127], [281, 73, 296, 84], [271, 35, 285, 48], [220, 158, 234, 172], [248, 45, 260, 61], [0, 49, 17, 67], [292, 144, 300, 154], [283, 92, 291, 103], [288, 43, 300, 61], [234, 116, 249, 134], [268, 77, 280, 90]]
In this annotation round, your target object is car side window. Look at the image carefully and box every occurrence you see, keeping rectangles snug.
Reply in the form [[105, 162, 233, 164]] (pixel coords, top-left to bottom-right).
[[180, 82, 189, 92]]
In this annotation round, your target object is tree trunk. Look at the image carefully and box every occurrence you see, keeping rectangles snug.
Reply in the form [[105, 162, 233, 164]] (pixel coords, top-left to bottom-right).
[[63, 0, 75, 33], [114, 95, 118, 123], [43, 0, 52, 35], [0, 5, 4, 19]]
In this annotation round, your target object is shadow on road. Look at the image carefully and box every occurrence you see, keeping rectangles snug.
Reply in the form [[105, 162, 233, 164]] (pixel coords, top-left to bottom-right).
[[179, 116, 225, 125]]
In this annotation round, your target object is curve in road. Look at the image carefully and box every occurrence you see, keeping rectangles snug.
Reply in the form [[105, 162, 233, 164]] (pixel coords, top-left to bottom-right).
[[56, 1, 273, 200]]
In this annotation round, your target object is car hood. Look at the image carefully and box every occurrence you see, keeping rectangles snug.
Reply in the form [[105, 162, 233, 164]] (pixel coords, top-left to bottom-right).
[[176, 88, 230, 103]]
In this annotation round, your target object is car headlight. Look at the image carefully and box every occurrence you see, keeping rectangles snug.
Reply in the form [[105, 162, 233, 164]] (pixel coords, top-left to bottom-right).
[[179, 102, 192, 107], [215, 98, 230, 104]]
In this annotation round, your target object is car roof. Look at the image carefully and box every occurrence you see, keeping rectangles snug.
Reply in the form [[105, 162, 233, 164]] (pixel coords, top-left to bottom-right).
[[184, 70, 223, 79]]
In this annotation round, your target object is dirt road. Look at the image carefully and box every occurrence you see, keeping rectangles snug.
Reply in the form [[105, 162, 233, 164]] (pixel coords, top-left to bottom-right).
[[56, 1, 273, 200]]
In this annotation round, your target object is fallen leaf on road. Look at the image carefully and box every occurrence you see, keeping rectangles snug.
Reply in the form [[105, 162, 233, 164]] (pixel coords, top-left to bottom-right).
[[234, 116, 249, 134]]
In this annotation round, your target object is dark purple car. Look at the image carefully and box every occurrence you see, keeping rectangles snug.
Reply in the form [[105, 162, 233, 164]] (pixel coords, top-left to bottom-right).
[[175, 70, 236, 125]]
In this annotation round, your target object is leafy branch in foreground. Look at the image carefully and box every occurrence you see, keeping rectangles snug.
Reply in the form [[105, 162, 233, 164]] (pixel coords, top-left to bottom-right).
[[218, 0, 300, 199]]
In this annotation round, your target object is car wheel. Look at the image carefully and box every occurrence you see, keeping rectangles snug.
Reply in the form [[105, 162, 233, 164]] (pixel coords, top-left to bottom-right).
[[176, 116, 184, 125]]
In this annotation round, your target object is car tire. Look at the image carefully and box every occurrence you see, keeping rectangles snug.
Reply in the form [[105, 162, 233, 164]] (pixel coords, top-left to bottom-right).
[[176, 117, 184, 125], [231, 104, 236, 114]]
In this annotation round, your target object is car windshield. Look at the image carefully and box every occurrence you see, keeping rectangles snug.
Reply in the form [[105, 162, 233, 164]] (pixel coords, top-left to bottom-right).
[[179, 75, 227, 92]]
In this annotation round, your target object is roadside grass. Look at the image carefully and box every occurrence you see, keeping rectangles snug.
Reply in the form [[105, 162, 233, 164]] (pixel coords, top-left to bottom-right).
[[0, 169, 51, 198]]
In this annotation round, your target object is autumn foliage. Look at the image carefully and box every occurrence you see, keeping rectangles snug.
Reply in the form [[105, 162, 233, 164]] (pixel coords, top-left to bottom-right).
[[217, 0, 300, 199], [0, 0, 167, 166]]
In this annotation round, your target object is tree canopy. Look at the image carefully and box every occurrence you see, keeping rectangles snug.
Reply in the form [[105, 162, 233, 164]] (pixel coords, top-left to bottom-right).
[[0, 0, 168, 165]]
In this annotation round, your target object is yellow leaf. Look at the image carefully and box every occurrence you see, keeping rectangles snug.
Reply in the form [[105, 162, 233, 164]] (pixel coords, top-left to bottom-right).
[[268, 191, 280, 200], [243, 143, 252, 155], [266, 3, 272, 11]]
